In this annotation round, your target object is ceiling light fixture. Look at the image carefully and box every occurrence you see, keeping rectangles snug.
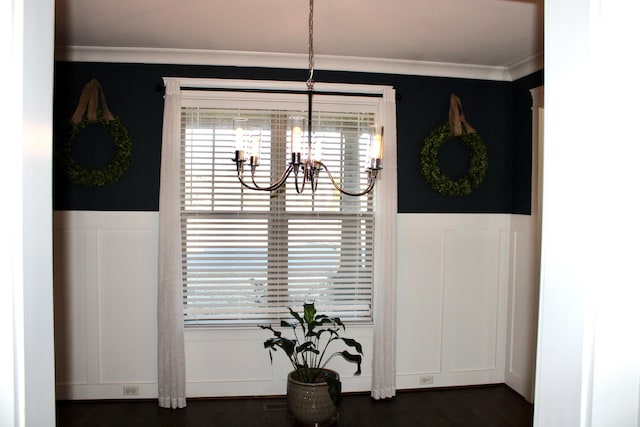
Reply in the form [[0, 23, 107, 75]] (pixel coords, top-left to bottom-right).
[[231, 0, 383, 196]]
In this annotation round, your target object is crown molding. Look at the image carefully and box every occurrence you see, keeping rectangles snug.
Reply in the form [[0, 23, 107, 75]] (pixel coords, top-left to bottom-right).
[[508, 52, 544, 81], [55, 46, 542, 82]]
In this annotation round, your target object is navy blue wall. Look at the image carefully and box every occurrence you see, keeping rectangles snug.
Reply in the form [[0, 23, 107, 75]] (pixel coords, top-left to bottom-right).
[[53, 62, 542, 213]]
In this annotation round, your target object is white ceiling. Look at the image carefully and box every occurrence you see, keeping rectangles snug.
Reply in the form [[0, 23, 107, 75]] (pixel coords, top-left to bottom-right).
[[55, 0, 544, 79]]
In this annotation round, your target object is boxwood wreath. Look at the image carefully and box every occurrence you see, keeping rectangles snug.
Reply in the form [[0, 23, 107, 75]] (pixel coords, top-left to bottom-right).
[[420, 122, 488, 196], [62, 108, 132, 187]]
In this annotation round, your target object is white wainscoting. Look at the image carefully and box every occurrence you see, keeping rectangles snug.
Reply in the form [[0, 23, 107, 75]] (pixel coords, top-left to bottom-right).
[[53, 212, 159, 400], [505, 215, 539, 402], [396, 214, 511, 389], [53, 211, 538, 400]]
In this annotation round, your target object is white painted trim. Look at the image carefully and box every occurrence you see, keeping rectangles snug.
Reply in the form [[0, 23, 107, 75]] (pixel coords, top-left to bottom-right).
[[55, 46, 543, 82], [5, 0, 57, 425], [508, 53, 544, 81]]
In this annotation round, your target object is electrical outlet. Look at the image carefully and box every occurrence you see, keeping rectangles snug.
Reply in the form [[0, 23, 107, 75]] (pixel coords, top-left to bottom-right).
[[419, 375, 434, 385], [123, 385, 139, 396]]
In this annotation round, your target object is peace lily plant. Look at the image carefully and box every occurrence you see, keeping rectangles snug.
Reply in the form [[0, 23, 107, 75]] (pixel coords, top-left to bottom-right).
[[259, 302, 363, 404]]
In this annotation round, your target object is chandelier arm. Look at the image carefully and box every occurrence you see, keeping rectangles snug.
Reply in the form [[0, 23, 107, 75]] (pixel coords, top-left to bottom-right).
[[317, 162, 378, 197], [237, 163, 294, 191], [236, 174, 264, 191], [310, 163, 320, 192], [294, 165, 308, 194]]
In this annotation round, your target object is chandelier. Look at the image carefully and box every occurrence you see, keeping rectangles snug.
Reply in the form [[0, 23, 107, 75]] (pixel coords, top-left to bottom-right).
[[231, 0, 383, 196]]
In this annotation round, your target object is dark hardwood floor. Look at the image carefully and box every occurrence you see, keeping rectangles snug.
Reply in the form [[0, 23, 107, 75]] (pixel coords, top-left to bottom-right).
[[56, 384, 533, 427]]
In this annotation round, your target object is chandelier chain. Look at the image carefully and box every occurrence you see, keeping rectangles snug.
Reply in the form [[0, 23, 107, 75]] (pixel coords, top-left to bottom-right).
[[307, 0, 314, 90]]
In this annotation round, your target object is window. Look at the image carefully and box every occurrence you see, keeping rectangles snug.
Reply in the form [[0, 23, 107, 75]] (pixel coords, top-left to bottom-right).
[[178, 81, 391, 326]]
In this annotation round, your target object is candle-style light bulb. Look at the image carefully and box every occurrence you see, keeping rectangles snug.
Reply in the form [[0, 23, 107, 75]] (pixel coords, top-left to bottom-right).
[[234, 118, 248, 161], [249, 135, 261, 166], [290, 116, 304, 154], [370, 134, 382, 159], [369, 125, 383, 170], [311, 139, 323, 162]]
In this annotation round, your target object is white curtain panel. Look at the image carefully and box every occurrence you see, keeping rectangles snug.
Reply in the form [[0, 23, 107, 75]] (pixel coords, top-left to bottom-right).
[[157, 79, 187, 409], [371, 87, 398, 400]]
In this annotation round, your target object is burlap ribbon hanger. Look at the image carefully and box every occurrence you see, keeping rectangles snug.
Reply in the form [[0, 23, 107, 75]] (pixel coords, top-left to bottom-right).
[[70, 79, 114, 124], [448, 93, 475, 136]]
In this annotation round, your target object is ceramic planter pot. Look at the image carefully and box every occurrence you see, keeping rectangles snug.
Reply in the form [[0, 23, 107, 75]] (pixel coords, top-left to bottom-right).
[[286, 369, 339, 426]]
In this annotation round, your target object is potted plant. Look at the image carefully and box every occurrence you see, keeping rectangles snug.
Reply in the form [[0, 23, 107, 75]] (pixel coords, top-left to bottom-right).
[[260, 302, 363, 426]]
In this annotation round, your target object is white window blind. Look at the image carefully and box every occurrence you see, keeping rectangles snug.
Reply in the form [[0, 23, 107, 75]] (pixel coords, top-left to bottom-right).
[[180, 89, 380, 325]]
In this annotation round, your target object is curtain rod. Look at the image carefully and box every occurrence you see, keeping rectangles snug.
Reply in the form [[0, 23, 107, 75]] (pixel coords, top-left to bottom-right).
[[156, 82, 401, 100], [179, 86, 384, 98]]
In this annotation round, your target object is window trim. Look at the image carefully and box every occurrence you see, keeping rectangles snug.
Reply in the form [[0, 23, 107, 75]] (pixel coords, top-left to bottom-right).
[[164, 77, 397, 328]]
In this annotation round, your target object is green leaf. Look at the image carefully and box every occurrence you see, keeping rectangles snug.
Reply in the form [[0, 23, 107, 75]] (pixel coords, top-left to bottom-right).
[[263, 337, 296, 358], [280, 320, 296, 329], [303, 302, 316, 325], [289, 307, 304, 324], [296, 341, 318, 355], [331, 317, 345, 330], [259, 325, 282, 338], [338, 351, 363, 376], [289, 307, 306, 335], [340, 337, 363, 355]]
